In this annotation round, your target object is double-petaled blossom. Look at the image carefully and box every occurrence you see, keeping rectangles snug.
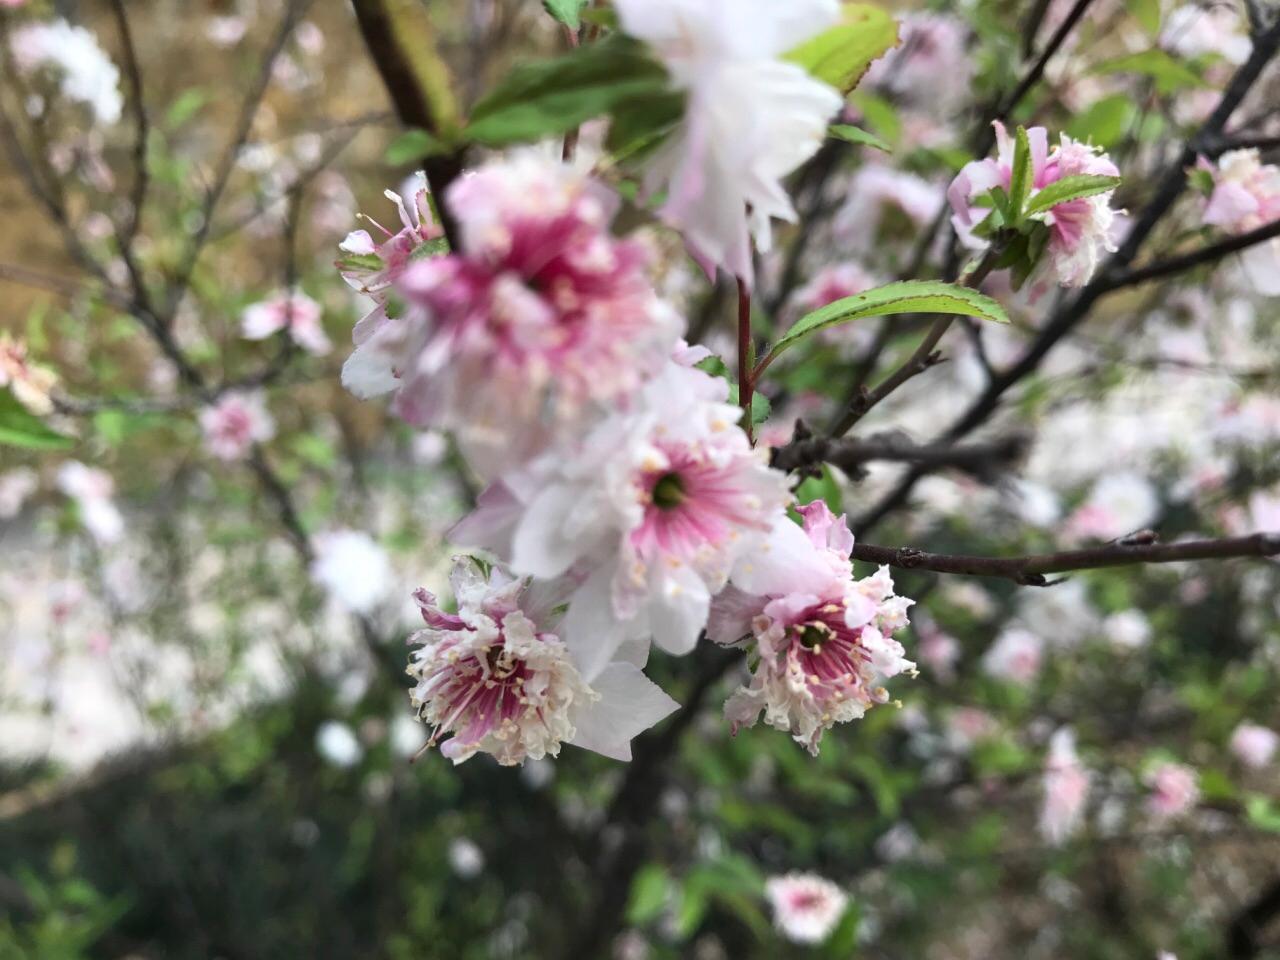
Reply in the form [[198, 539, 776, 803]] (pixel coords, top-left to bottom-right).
[[241, 291, 331, 355], [949, 122, 1121, 287], [199, 391, 275, 462], [614, 0, 843, 283], [1039, 727, 1090, 845], [1230, 722, 1278, 769], [1198, 149, 1280, 295], [710, 502, 915, 754], [342, 154, 681, 478], [764, 872, 849, 945], [1145, 762, 1199, 821], [407, 557, 678, 765], [337, 182, 443, 320], [454, 360, 788, 681], [0, 333, 57, 415]]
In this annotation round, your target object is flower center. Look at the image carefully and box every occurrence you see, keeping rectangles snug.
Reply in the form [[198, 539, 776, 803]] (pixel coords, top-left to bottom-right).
[[651, 471, 686, 509]]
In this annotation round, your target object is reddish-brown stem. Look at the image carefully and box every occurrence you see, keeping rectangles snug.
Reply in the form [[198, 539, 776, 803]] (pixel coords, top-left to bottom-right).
[[736, 276, 754, 443]]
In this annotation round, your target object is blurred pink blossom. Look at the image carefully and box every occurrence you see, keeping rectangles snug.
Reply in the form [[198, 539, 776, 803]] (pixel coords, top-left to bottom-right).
[[765, 872, 848, 944], [1230, 722, 1278, 769], [1040, 728, 1090, 844], [1145, 762, 1199, 820], [199, 391, 275, 461], [242, 291, 331, 355]]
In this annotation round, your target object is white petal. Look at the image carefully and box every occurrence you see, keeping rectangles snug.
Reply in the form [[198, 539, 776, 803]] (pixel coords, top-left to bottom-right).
[[648, 569, 710, 656], [570, 662, 679, 762], [510, 483, 589, 578], [561, 561, 630, 683], [731, 512, 832, 597]]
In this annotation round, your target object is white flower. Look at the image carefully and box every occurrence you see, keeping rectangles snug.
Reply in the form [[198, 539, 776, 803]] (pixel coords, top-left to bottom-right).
[[1163, 4, 1251, 64], [447, 837, 485, 878], [982, 628, 1043, 685], [10, 20, 123, 125], [1064, 471, 1160, 542], [764, 872, 848, 944], [310, 530, 393, 615], [56, 461, 124, 545], [315, 721, 363, 768], [1104, 610, 1152, 650], [1230, 722, 1278, 769], [241, 291, 331, 355], [615, 0, 843, 282], [407, 557, 678, 765], [0, 467, 38, 519]]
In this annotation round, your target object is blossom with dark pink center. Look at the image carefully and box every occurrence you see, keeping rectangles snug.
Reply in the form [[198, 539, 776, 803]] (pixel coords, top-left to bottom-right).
[[342, 154, 680, 478], [241, 291, 331, 355], [949, 122, 1121, 287], [407, 557, 678, 765], [712, 502, 915, 754], [199, 390, 275, 461], [764, 872, 848, 944]]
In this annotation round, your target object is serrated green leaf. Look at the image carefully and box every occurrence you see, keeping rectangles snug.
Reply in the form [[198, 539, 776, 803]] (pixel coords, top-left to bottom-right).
[[0, 387, 73, 450], [467, 36, 670, 147], [726, 386, 771, 427], [542, 0, 584, 29], [1024, 174, 1121, 216], [829, 122, 891, 152], [1008, 125, 1033, 221], [784, 3, 900, 94], [385, 128, 446, 165], [763, 280, 1009, 369], [1095, 49, 1205, 94]]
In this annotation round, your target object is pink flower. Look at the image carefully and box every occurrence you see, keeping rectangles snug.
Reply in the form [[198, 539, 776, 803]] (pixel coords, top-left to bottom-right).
[[0, 332, 57, 415], [453, 361, 789, 681], [342, 154, 680, 478], [199, 391, 275, 461], [1062, 471, 1159, 543], [1230, 722, 1278, 769], [337, 181, 442, 315], [949, 122, 1121, 287], [1145, 762, 1199, 820], [916, 622, 961, 682], [864, 13, 972, 114], [712, 502, 916, 754], [764, 872, 848, 944], [1040, 728, 1090, 844], [1199, 149, 1280, 295], [614, 0, 843, 284], [0, 468, 38, 519], [792, 261, 878, 314], [1163, 5, 1251, 65], [241, 291, 331, 355], [982, 627, 1043, 685], [407, 557, 678, 765]]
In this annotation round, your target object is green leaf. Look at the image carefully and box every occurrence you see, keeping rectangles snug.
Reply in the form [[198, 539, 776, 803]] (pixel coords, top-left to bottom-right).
[[384, 128, 446, 165], [165, 88, 208, 128], [765, 280, 1009, 367], [1245, 794, 1280, 833], [1065, 93, 1133, 149], [1095, 49, 1205, 94], [784, 3, 900, 94], [626, 864, 670, 926], [1008, 125, 1033, 222], [1024, 173, 1121, 216], [829, 122, 891, 152], [467, 35, 670, 147], [605, 89, 686, 163], [542, 0, 585, 29], [726, 386, 772, 427], [849, 90, 900, 144], [0, 387, 73, 450], [1130, 0, 1161, 34]]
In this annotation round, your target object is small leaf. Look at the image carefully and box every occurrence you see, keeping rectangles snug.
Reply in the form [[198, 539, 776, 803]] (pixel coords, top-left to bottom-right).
[[0, 388, 73, 450], [784, 3, 900, 95], [766, 280, 1009, 368], [605, 89, 686, 163], [1095, 49, 1205, 94], [626, 864, 670, 926], [725, 387, 771, 427], [467, 35, 670, 147], [1008, 125, 1033, 221], [385, 128, 446, 165], [1246, 794, 1280, 833], [542, 0, 585, 29], [1024, 174, 1121, 216], [1065, 94, 1133, 149], [828, 123, 891, 152]]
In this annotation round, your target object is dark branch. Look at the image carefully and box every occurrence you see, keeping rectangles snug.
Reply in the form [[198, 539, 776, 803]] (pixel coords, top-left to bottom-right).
[[850, 532, 1280, 587], [1105, 219, 1280, 289]]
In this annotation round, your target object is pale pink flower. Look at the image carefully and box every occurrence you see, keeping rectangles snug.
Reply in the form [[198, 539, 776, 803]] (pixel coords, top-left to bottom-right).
[[343, 154, 680, 477], [453, 361, 788, 681], [982, 627, 1043, 685], [55, 461, 124, 545], [241, 291, 331, 355], [1063, 471, 1159, 542], [199, 391, 275, 461], [1040, 728, 1090, 844], [764, 872, 848, 944], [1230, 722, 1278, 769], [206, 15, 248, 47], [864, 13, 972, 114], [407, 557, 678, 765], [713, 502, 916, 754], [311, 530, 393, 615], [916, 622, 961, 682], [1199, 149, 1280, 294], [949, 122, 1121, 287], [1163, 4, 1251, 64], [0, 332, 57, 415], [791, 262, 879, 324], [336, 180, 442, 316], [1104, 610, 1152, 650], [834, 164, 945, 251], [1145, 762, 1199, 820], [948, 706, 998, 751], [0, 467, 38, 519], [614, 0, 843, 283], [0, 0, 28, 8]]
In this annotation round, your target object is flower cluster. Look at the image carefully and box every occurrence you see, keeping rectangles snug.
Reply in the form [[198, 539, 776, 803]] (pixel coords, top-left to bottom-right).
[[0, 333, 57, 415], [1198, 148, 1280, 295]]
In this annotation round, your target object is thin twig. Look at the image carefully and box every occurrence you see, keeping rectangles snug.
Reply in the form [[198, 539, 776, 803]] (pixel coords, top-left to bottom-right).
[[1105, 219, 1280, 289]]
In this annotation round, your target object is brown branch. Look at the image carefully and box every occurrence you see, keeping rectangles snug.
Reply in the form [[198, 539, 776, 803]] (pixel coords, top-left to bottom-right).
[[1105, 219, 1280, 289], [850, 532, 1280, 587]]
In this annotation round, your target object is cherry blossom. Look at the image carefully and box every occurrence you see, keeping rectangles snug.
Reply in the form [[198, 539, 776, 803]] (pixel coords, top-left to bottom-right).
[[199, 391, 275, 462], [0, 332, 57, 415], [1162, 4, 1251, 65], [712, 502, 916, 754], [1145, 762, 1199, 820], [950, 122, 1121, 287], [0, 468, 38, 519], [9, 19, 122, 125], [337, 179, 443, 319], [55, 461, 125, 545], [1230, 722, 1278, 769], [407, 557, 678, 765], [981, 627, 1043, 685], [342, 154, 680, 477], [310, 530, 394, 615], [614, 0, 843, 283], [1199, 149, 1280, 295], [241, 291, 331, 355], [1040, 728, 1090, 844], [764, 872, 849, 944]]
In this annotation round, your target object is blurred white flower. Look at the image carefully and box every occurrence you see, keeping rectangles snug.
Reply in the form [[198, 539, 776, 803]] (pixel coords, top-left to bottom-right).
[[1039, 728, 1089, 845], [0, 467, 38, 519], [56, 461, 125, 545], [1064, 471, 1160, 542], [448, 837, 485, 878], [982, 628, 1043, 685], [1103, 610, 1152, 650], [1145, 762, 1199, 821], [310, 530, 393, 615], [1230, 722, 1278, 769], [10, 19, 123, 125], [389, 713, 427, 759], [315, 721, 363, 768], [765, 872, 848, 944]]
